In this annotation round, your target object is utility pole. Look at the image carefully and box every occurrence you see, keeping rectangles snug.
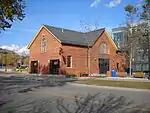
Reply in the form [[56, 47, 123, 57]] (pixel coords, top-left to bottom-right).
[[129, 43, 132, 76]]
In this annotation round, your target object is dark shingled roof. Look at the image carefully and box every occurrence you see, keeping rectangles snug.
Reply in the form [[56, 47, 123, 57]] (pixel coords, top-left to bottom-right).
[[44, 25, 105, 47]]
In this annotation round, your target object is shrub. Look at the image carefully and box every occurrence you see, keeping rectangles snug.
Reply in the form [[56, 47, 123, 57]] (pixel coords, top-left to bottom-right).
[[66, 72, 76, 78]]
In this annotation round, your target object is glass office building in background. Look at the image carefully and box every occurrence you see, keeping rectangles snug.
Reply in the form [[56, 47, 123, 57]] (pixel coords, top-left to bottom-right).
[[111, 27, 149, 72], [111, 27, 128, 49]]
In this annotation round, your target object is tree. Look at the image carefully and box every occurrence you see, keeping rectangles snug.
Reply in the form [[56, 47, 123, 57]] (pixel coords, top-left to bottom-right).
[[0, 0, 25, 31], [80, 20, 99, 76], [124, 0, 150, 76]]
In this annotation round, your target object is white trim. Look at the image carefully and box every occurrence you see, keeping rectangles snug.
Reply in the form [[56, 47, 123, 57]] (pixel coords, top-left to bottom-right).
[[41, 37, 46, 53], [43, 26, 61, 43], [104, 30, 118, 50], [27, 25, 61, 49], [27, 26, 44, 49]]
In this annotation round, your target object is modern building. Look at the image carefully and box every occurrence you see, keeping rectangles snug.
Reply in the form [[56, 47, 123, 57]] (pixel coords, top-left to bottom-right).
[[111, 27, 128, 49], [28, 25, 126, 76], [132, 48, 149, 72], [111, 24, 149, 72]]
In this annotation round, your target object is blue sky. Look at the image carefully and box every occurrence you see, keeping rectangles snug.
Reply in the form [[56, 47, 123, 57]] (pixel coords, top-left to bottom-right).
[[0, 0, 143, 47]]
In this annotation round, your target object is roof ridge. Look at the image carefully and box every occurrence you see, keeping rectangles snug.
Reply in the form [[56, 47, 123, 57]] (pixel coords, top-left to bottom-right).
[[43, 24, 83, 33], [84, 28, 105, 34], [44, 24, 105, 33]]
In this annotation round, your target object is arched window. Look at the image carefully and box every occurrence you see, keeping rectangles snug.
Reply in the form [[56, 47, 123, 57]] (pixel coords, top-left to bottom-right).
[[100, 43, 109, 54], [41, 38, 46, 52]]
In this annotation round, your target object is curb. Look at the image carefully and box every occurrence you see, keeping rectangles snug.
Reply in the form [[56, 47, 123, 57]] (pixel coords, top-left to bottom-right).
[[67, 83, 150, 92]]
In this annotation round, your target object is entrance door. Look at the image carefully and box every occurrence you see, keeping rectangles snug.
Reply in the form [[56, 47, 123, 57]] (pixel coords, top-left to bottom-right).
[[49, 59, 60, 74], [99, 58, 109, 74], [31, 61, 38, 73]]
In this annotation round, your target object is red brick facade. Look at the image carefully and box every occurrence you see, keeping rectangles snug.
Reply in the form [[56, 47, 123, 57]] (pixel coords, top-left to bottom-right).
[[28, 26, 126, 76]]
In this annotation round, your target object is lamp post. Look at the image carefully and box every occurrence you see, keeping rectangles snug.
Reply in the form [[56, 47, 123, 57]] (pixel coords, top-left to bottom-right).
[[129, 43, 133, 76]]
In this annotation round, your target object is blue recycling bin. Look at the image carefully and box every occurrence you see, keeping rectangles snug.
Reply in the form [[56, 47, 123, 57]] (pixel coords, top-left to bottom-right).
[[112, 69, 117, 77]]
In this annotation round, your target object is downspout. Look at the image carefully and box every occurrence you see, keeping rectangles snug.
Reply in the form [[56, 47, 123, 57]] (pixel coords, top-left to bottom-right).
[[84, 33, 91, 76]]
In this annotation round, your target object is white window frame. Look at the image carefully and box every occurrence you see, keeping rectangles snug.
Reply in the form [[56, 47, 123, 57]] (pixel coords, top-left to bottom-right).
[[100, 43, 109, 54], [41, 38, 46, 53]]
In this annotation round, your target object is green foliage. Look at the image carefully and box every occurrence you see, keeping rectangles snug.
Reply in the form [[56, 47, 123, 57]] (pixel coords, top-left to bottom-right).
[[141, 1, 150, 20], [0, 52, 29, 67], [145, 0, 150, 3], [0, 0, 25, 31], [124, 5, 137, 13], [66, 72, 76, 77], [15, 68, 28, 72]]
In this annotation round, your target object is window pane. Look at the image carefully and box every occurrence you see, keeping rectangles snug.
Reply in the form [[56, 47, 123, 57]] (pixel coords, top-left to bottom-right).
[[100, 43, 108, 54], [42, 38, 46, 52], [67, 56, 72, 67], [136, 64, 141, 71]]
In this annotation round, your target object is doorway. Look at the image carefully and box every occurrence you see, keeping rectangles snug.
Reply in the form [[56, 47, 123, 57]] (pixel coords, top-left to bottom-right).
[[31, 61, 38, 73], [99, 58, 109, 74], [49, 59, 60, 74]]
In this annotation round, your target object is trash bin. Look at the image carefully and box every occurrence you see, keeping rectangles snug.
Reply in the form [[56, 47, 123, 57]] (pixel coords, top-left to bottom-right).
[[112, 69, 116, 77]]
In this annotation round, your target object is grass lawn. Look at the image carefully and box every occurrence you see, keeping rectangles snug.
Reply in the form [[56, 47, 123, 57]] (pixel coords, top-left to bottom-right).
[[75, 79, 150, 90]]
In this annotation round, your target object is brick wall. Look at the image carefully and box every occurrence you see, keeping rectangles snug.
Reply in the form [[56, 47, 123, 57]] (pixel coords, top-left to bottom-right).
[[29, 27, 62, 74], [90, 31, 126, 74], [29, 27, 126, 75], [61, 44, 88, 76]]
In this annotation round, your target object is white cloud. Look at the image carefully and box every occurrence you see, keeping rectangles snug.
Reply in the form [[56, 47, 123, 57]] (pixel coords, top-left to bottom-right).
[[138, 0, 143, 2], [0, 45, 19, 52], [90, 0, 101, 7], [17, 46, 29, 56], [105, 0, 122, 8], [0, 45, 29, 56]]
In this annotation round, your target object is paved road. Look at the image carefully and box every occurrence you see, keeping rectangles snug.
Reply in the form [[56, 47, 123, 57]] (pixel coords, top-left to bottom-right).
[[31, 83, 150, 104], [0, 75, 150, 113], [2, 84, 149, 112]]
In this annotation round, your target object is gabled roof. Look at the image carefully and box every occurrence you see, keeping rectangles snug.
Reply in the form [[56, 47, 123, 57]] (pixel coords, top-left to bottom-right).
[[28, 25, 117, 49], [44, 25, 105, 47]]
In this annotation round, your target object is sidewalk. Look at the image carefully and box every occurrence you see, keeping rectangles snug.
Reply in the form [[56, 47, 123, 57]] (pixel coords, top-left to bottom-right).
[[67, 83, 150, 92], [78, 77, 150, 82], [0, 71, 30, 77]]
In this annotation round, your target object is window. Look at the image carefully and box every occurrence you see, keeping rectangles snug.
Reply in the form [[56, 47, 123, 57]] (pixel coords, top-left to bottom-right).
[[100, 43, 109, 54], [117, 63, 119, 70], [41, 38, 46, 53], [144, 55, 148, 62], [67, 56, 72, 67], [143, 64, 149, 71], [135, 64, 141, 71]]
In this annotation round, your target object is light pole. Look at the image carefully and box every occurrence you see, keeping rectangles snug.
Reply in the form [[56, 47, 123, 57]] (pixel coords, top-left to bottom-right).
[[129, 43, 132, 76]]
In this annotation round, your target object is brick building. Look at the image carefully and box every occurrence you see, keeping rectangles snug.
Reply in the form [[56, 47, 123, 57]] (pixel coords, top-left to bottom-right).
[[28, 25, 126, 76]]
